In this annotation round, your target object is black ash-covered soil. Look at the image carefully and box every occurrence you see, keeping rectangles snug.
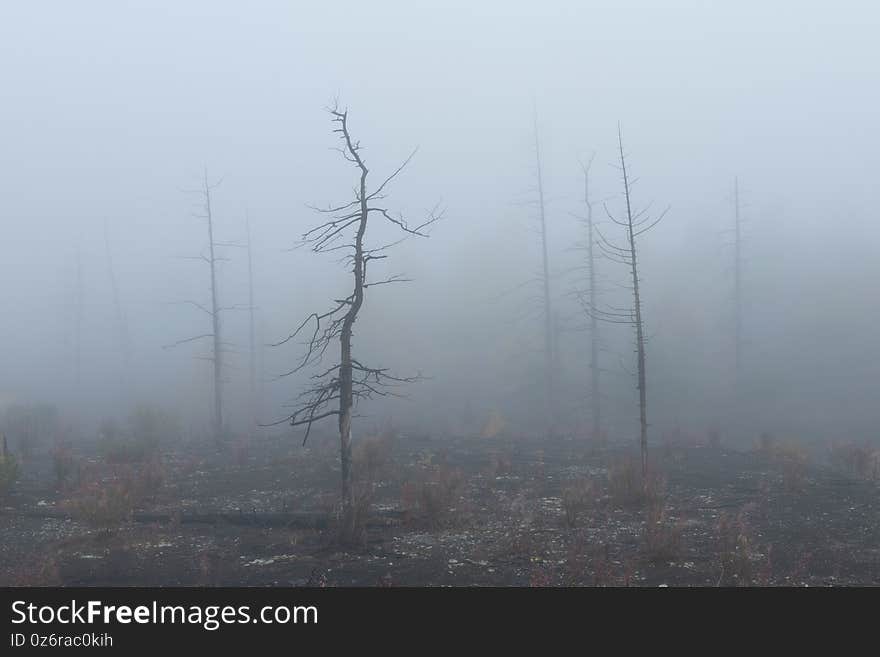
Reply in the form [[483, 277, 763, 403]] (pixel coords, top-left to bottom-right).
[[2, 431, 878, 586]]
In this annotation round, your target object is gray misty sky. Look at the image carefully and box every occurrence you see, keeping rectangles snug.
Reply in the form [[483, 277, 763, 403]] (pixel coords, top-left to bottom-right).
[[1, 1, 878, 442]]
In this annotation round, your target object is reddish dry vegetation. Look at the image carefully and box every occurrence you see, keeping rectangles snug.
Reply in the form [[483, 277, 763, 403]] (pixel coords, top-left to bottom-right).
[[1, 429, 879, 586]]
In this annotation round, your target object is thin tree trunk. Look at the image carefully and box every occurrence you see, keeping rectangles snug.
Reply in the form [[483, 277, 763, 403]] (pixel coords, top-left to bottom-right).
[[203, 169, 223, 444], [338, 128, 370, 514], [617, 129, 648, 478], [246, 213, 257, 438], [74, 248, 83, 385], [733, 177, 742, 394], [583, 162, 601, 440], [533, 113, 554, 438]]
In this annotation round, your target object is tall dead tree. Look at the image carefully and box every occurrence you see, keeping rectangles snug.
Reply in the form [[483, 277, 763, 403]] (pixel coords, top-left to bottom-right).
[[532, 112, 555, 438], [246, 212, 257, 435], [275, 105, 439, 518], [165, 170, 227, 444], [74, 247, 83, 384], [579, 155, 602, 440], [204, 170, 223, 441], [591, 126, 667, 477], [732, 176, 743, 390]]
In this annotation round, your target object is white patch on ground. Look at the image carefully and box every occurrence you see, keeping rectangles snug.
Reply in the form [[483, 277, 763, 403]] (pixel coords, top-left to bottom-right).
[[241, 555, 297, 567]]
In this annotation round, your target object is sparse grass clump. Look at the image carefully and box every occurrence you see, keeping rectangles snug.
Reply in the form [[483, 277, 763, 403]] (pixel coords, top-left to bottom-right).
[[64, 458, 164, 532], [715, 512, 769, 586], [50, 440, 79, 490], [778, 446, 808, 493], [353, 430, 394, 484], [641, 502, 682, 564], [2, 403, 61, 461], [335, 485, 374, 547], [754, 435, 810, 493], [0, 451, 20, 499], [830, 441, 879, 481], [100, 437, 151, 465], [401, 465, 464, 531], [486, 449, 513, 479], [561, 478, 594, 527], [607, 456, 665, 509], [67, 477, 136, 531]]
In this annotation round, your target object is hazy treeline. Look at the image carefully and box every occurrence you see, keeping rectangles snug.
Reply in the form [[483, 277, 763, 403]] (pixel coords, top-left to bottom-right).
[[1, 1, 878, 452]]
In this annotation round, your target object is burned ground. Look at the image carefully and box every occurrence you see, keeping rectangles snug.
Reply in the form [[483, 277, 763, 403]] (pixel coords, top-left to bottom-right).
[[2, 431, 879, 586]]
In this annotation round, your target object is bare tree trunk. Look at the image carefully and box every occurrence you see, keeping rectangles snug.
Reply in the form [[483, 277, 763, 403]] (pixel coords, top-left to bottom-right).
[[74, 248, 83, 385], [279, 105, 439, 523], [203, 169, 223, 444], [582, 158, 601, 440], [615, 130, 649, 478], [533, 113, 555, 438], [246, 213, 257, 438], [337, 148, 369, 513], [733, 176, 742, 394], [587, 131, 664, 479]]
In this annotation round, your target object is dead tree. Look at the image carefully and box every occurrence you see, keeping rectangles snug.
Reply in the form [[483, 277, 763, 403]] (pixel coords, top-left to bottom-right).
[[165, 170, 228, 444], [274, 105, 439, 517], [74, 247, 83, 384], [246, 212, 257, 436], [590, 126, 667, 477], [204, 170, 223, 442], [578, 155, 602, 440], [732, 176, 743, 390], [532, 112, 555, 438]]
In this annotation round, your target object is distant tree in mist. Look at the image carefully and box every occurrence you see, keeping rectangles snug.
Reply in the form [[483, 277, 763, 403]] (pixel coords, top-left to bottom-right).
[[245, 213, 258, 438], [73, 248, 83, 385], [732, 177, 744, 394], [573, 154, 603, 440], [589, 126, 668, 477], [274, 104, 440, 525], [164, 170, 230, 445], [529, 112, 556, 438]]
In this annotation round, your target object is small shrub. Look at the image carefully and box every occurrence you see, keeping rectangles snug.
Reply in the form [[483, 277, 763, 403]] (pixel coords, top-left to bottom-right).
[[2, 403, 60, 460], [0, 451, 20, 499], [757, 432, 775, 453], [715, 512, 762, 586], [779, 447, 807, 493], [99, 437, 151, 465], [765, 443, 808, 493], [132, 458, 165, 500], [50, 440, 78, 490], [353, 432, 393, 483], [128, 405, 178, 452], [67, 477, 135, 530], [830, 441, 879, 480], [608, 456, 640, 505], [336, 485, 373, 546], [607, 456, 665, 509], [528, 566, 553, 587], [642, 502, 682, 564], [561, 478, 594, 527], [401, 465, 464, 531], [486, 449, 513, 478], [502, 527, 534, 563], [480, 410, 506, 439], [584, 544, 635, 587]]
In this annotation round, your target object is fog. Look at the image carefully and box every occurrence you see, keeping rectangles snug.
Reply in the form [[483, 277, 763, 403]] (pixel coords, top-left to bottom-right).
[[2, 0, 879, 450]]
